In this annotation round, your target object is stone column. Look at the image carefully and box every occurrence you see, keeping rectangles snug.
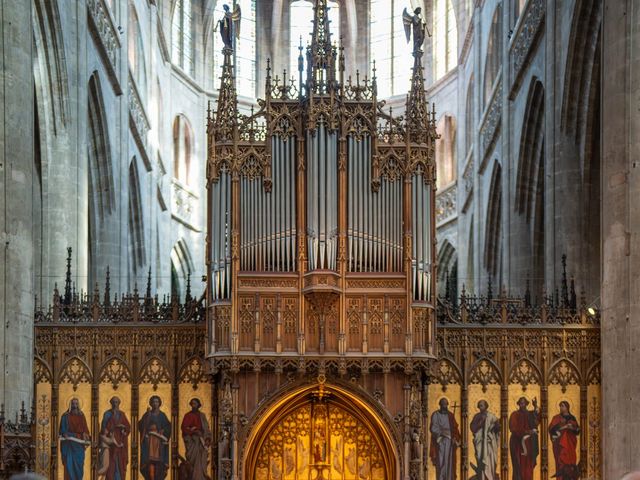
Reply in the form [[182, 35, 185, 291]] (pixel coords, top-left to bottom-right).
[[601, 0, 640, 476], [0, 0, 35, 414]]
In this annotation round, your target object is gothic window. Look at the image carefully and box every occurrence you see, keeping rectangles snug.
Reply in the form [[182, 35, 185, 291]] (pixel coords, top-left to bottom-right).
[[433, 0, 458, 80], [128, 158, 145, 274], [435, 115, 457, 188], [173, 115, 193, 185], [369, 0, 412, 98], [290, 0, 339, 82], [483, 4, 502, 105], [171, 0, 195, 75], [465, 76, 474, 155], [128, 5, 147, 97]]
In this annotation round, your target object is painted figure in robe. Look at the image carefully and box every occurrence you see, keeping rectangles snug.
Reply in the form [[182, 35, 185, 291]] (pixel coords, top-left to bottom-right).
[[549, 401, 580, 480], [59, 398, 91, 480], [98, 396, 131, 480], [181, 398, 212, 480], [470, 400, 500, 480], [509, 397, 540, 480], [139, 395, 171, 480], [429, 398, 461, 480]]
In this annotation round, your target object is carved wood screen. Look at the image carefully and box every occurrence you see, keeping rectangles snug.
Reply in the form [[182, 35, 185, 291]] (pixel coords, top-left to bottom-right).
[[431, 296, 602, 480]]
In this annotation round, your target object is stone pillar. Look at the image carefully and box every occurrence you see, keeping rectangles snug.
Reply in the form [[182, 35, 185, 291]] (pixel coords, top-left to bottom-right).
[[0, 0, 35, 414], [601, 0, 640, 476]]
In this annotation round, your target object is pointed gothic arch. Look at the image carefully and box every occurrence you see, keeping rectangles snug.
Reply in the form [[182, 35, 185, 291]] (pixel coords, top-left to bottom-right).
[[515, 78, 545, 293], [484, 161, 502, 278], [128, 157, 146, 274], [32, 0, 69, 133], [483, 4, 502, 105], [171, 238, 194, 299]]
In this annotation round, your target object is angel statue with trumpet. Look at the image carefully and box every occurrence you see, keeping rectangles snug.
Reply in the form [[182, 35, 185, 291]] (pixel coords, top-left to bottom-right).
[[403, 6, 431, 54], [216, 3, 242, 51]]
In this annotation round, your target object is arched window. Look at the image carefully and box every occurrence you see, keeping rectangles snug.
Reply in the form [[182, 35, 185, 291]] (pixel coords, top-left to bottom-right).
[[483, 5, 502, 105], [128, 5, 147, 97], [436, 115, 457, 188], [433, 0, 458, 80], [172, 0, 194, 75], [465, 76, 474, 154], [129, 158, 145, 274], [369, 0, 412, 98], [173, 115, 193, 185], [290, 0, 339, 82]]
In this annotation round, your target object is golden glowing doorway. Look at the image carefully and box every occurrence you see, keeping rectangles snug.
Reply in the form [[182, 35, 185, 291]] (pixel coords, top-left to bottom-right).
[[247, 384, 396, 480]]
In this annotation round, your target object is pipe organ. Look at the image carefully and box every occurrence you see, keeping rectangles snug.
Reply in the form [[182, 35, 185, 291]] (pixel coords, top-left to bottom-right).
[[206, 2, 439, 479]]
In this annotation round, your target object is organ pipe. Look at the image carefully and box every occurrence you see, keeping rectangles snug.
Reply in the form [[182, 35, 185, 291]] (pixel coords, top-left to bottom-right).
[[347, 135, 403, 272], [211, 172, 232, 300], [239, 136, 297, 272], [306, 122, 338, 270], [412, 174, 432, 302]]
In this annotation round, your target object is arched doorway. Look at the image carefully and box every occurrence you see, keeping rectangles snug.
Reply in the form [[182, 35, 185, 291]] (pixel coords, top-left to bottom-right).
[[243, 382, 398, 480]]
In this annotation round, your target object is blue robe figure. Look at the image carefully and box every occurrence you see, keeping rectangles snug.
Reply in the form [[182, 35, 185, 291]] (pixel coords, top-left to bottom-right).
[[60, 398, 91, 480], [138, 395, 171, 480]]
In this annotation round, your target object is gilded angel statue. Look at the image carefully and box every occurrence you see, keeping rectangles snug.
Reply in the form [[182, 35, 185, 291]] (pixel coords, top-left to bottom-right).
[[403, 7, 429, 53], [218, 3, 241, 50]]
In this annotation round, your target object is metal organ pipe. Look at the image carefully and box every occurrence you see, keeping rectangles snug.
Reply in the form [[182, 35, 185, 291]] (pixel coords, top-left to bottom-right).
[[346, 135, 403, 272], [211, 172, 231, 301], [238, 136, 297, 273], [412, 174, 431, 301], [306, 122, 338, 271]]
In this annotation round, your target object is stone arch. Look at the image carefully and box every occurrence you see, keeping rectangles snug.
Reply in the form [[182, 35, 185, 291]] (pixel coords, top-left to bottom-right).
[[465, 75, 475, 155], [437, 239, 458, 301], [99, 356, 133, 389], [509, 358, 542, 390], [58, 357, 93, 390], [241, 381, 400, 480], [88, 72, 116, 288], [483, 4, 502, 106], [128, 156, 146, 275], [171, 238, 194, 299], [32, 0, 69, 133], [128, 2, 148, 97], [561, 0, 602, 144], [514, 78, 545, 294], [548, 358, 581, 393], [484, 161, 502, 278]]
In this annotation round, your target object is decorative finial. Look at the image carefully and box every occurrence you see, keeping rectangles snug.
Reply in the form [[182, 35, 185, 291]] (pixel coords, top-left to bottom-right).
[[64, 247, 73, 305], [145, 267, 152, 300], [104, 266, 111, 306]]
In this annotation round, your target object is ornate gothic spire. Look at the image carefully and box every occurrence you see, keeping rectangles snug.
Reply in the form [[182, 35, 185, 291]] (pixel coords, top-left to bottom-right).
[[307, 0, 337, 94]]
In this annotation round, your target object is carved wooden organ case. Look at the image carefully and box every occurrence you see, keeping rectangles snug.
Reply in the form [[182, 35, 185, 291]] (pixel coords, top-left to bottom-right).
[[206, 2, 439, 479]]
